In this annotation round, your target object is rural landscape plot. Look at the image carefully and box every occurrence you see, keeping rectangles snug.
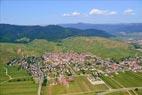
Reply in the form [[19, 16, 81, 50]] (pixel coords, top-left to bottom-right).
[[1, 0, 142, 95]]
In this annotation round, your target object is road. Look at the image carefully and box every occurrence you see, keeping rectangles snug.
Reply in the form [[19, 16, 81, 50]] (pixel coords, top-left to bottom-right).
[[38, 82, 42, 95], [37, 70, 44, 95], [4, 67, 12, 79]]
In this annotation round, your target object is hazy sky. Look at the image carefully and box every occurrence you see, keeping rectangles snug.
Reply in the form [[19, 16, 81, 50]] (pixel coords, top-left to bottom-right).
[[0, 0, 142, 25]]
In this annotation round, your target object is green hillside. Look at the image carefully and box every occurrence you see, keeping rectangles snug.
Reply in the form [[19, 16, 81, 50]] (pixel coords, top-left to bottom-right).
[[0, 37, 141, 65], [61, 37, 141, 61], [0, 24, 113, 43], [0, 40, 61, 65]]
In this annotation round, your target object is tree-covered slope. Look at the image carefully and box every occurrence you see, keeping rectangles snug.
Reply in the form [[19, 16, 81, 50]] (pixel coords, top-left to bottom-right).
[[60, 23, 142, 34], [0, 24, 113, 43]]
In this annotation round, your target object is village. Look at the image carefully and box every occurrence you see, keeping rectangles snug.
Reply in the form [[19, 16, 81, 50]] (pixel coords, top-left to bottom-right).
[[7, 52, 142, 86]]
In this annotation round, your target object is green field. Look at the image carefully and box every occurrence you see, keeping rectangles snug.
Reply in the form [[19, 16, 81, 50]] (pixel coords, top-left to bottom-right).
[[106, 90, 142, 95], [6, 65, 29, 78], [101, 72, 142, 88], [0, 64, 37, 95], [136, 90, 142, 95], [0, 64, 9, 82], [101, 72, 142, 95], [111, 72, 142, 87], [41, 72, 142, 95], [0, 81, 37, 95], [41, 76, 108, 95], [106, 91, 129, 95]]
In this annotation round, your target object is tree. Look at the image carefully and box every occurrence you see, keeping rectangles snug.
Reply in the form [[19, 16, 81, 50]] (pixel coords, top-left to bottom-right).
[[135, 88, 139, 91], [42, 76, 48, 86]]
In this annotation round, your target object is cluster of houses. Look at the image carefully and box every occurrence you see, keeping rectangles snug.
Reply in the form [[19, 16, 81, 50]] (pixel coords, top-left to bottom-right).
[[127, 39, 142, 46], [102, 57, 142, 75], [42, 52, 96, 65], [7, 52, 142, 86]]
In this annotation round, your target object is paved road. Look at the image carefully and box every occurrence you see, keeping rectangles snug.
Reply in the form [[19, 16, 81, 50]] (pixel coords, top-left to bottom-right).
[[38, 82, 42, 95], [37, 72, 44, 95]]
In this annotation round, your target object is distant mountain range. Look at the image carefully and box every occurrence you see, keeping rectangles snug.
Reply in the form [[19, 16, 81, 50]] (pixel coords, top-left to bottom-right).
[[60, 23, 142, 34], [0, 24, 113, 43]]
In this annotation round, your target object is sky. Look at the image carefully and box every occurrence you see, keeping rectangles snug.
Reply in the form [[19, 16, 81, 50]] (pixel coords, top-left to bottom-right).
[[0, 0, 142, 25]]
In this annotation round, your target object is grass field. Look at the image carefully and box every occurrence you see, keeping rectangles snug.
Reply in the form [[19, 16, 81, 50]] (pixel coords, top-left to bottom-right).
[[0, 64, 9, 82], [136, 90, 142, 95], [101, 72, 142, 88], [111, 72, 142, 87], [6, 65, 29, 78], [106, 90, 142, 95], [0, 64, 37, 95], [100, 72, 142, 95], [0, 64, 30, 82], [0, 80, 37, 95], [106, 91, 129, 95], [41, 76, 108, 95], [41, 72, 142, 95]]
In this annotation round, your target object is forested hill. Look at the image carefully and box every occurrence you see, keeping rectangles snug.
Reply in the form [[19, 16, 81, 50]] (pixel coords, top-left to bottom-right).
[[60, 23, 142, 34], [0, 24, 113, 43]]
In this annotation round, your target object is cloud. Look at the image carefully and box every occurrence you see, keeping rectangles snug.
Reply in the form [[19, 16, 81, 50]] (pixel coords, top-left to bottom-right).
[[89, 8, 106, 15], [89, 8, 117, 16], [108, 11, 117, 15], [63, 13, 70, 17], [124, 9, 135, 15], [63, 12, 81, 17], [63, 8, 118, 17]]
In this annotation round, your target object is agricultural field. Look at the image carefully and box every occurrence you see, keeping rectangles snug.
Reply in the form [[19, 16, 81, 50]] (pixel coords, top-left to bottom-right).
[[0, 80, 37, 95], [6, 65, 29, 78], [100, 71, 142, 95], [106, 91, 129, 95], [101, 72, 142, 88], [106, 90, 142, 95], [41, 76, 108, 95], [0, 64, 38, 95], [111, 72, 142, 87], [136, 90, 142, 95], [41, 72, 142, 95]]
